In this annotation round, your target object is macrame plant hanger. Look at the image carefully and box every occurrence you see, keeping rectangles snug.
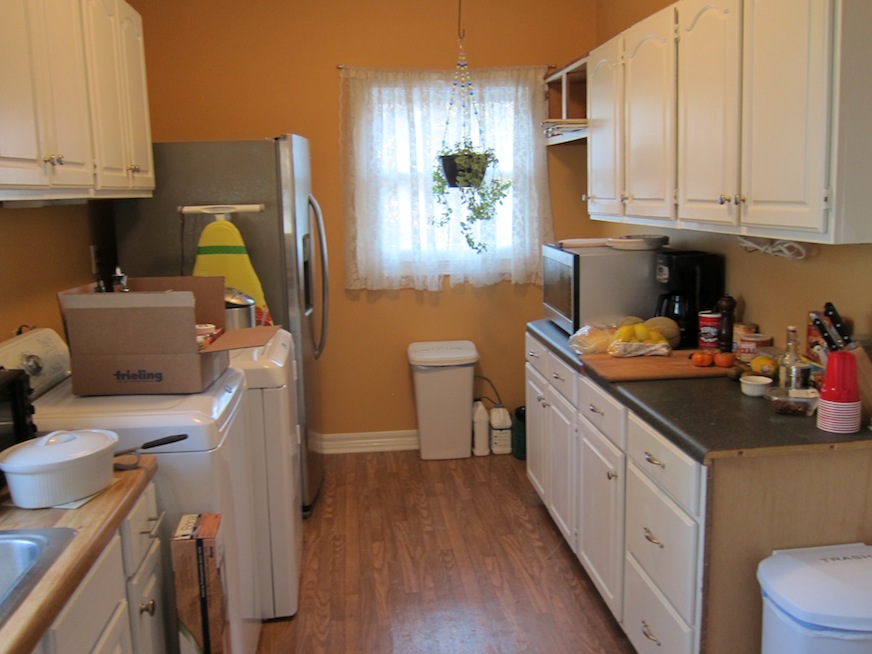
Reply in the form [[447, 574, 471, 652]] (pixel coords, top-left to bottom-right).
[[440, 0, 484, 151]]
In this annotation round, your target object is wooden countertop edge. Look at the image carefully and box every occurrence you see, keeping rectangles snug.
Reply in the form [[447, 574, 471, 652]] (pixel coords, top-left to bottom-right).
[[0, 456, 157, 654], [702, 437, 872, 463]]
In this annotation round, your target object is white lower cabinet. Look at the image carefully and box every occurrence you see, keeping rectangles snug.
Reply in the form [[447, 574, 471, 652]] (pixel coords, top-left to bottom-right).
[[37, 481, 166, 654], [577, 418, 625, 621], [37, 534, 132, 654], [624, 413, 705, 654], [121, 482, 167, 654], [524, 336, 578, 547], [524, 332, 707, 653], [624, 553, 694, 654]]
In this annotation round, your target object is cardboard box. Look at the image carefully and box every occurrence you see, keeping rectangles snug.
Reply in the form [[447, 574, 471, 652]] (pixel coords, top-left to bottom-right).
[[172, 513, 227, 654], [58, 276, 279, 395]]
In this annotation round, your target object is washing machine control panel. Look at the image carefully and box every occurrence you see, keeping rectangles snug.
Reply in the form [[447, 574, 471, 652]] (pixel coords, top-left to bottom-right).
[[0, 328, 70, 398]]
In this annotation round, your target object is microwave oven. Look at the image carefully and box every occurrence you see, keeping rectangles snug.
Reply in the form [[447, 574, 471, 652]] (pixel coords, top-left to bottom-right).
[[0, 369, 37, 487], [542, 244, 662, 334]]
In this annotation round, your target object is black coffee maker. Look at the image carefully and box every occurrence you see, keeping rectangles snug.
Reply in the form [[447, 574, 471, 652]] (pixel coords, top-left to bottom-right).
[[654, 249, 725, 349]]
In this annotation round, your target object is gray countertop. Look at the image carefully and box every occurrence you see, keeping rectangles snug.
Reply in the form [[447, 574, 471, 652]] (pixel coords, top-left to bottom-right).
[[527, 319, 872, 463]]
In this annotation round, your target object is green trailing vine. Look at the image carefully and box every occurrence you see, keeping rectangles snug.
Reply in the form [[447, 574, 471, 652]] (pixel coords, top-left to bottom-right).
[[431, 139, 512, 253]]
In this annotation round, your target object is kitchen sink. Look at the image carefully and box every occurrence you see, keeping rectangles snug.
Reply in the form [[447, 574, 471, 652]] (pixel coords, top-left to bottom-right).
[[0, 528, 76, 629]]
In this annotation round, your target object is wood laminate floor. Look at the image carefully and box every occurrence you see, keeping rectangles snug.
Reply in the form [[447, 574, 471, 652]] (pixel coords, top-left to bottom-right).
[[257, 450, 634, 654]]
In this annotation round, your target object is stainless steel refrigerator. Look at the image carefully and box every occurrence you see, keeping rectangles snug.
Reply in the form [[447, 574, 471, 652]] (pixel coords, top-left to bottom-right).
[[113, 134, 327, 515]]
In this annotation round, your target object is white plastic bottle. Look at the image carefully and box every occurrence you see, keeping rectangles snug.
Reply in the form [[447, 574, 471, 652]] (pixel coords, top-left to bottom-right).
[[473, 401, 490, 456], [490, 405, 512, 455]]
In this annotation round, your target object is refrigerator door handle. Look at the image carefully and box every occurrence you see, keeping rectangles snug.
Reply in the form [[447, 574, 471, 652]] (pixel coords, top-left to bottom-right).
[[309, 193, 329, 359]]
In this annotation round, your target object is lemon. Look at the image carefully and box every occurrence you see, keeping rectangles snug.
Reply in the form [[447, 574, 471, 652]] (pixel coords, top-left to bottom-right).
[[616, 325, 637, 342], [750, 355, 777, 376], [634, 324, 650, 342], [617, 316, 644, 327]]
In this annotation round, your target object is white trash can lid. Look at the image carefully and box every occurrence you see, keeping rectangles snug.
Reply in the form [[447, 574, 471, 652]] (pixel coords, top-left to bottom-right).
[[757, 543, 872, 632], [408, 340, 479, 366]]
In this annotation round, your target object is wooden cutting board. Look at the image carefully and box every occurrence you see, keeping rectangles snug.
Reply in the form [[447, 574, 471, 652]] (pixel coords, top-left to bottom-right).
[[580, 352, 732, 382]]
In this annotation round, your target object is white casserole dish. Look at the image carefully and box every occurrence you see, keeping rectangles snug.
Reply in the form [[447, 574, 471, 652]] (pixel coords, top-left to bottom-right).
[[0, 429, 117, 508]]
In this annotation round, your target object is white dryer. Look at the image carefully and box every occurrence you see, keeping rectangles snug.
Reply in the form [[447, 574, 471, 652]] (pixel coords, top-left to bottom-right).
[[229, 328, 303, 619], [0, 328, 261, 654]]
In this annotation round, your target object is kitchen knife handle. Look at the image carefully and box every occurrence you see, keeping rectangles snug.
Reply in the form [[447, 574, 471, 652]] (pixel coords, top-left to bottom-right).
[[811, 312, 839, 350], [824, 302, 854, 347]]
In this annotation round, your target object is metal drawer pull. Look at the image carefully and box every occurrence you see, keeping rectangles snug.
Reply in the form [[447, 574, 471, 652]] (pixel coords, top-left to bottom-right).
[[588, 404, 604, 416], [551, 372, 565, 382], [527, 350, 540, 358], [643, 527, 664, 548], [606, 470, 617, 480], [139, 599, 156, 616], [643, 451, 666, 468], [140, 511, 166, 538], [641, 620, 661, 646]]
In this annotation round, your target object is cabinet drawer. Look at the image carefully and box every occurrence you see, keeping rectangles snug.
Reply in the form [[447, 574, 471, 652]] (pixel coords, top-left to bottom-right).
[[578, 375, 626, 448], [626, 463, 698, 624], [127, 539, 165, 654], [525, 333, 548, 376], [627, 413, 700, 516], [546, 350, 577, 405], [624, 554, 694, 654], [121, 482, 160, 577]]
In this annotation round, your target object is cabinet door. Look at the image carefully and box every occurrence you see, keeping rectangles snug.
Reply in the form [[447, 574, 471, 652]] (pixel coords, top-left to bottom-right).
[[44, 534, 130, 654], [0, 0, 92, 190], [525, 363, 548, 500], [740, 0, 832, 231], [677, 0, 741, 224], [577, 418, 625, 621], [92, 600, 135, 654], [587, 34, 625, 218], [0, 0, 45, 187], [117, 0, 154, 190], [547, 389, 575, 546], [127, 539, 166, 654], [83, 0, 129, 189], [623, 5, 677, 220]]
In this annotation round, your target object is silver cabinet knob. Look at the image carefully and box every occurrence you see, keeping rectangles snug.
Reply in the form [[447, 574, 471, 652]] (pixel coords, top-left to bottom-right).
[[127, 163, 142, 173], [718, 194, 728, 205], [139, 599, 156, 616]]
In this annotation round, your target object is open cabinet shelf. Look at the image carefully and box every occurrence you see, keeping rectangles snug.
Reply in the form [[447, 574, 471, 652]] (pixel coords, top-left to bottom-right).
[[544, 56, 588, 145]]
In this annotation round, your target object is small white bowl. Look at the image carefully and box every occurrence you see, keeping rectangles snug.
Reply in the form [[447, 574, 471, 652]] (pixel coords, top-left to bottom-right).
[[740, 375, 773, 397]]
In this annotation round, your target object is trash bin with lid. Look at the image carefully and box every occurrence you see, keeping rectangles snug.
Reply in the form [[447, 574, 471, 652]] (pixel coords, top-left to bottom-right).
[[757, 542, 872, 654], [408, 340, 479, 460]]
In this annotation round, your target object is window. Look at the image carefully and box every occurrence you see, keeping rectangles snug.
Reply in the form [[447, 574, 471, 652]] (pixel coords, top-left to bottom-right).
[[340, 65, 553, 291]]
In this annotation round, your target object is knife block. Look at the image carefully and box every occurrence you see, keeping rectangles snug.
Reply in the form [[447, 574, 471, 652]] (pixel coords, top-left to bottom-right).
[[848, 345, 872, 423]]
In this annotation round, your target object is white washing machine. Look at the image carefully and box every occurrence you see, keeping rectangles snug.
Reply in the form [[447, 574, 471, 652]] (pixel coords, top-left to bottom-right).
[[0, 328, 261, 654], [229, 328, 303, 619]]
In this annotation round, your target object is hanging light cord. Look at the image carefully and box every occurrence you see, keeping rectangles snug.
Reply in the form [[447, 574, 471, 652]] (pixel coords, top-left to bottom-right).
[[441, 0, 483, 148]]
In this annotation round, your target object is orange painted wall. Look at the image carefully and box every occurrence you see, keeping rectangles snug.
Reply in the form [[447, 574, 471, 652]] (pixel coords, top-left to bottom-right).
[[126, 0, 600, 435]]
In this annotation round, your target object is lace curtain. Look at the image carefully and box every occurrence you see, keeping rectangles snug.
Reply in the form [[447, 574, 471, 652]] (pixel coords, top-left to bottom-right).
[[340, 65, 553, 291]]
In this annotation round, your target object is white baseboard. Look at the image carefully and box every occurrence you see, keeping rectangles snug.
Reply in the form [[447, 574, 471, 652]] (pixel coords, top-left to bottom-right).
[[313, 430, 420, 454]]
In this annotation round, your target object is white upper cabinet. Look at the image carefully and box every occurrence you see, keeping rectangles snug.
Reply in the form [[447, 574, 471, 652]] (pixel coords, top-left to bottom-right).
[[623, 6, 677, 221], [83, 0, 154, 193], [587, 35, 624, 218], [0, 0, 93, 193], [591, 0, 872, 244], [676, 0, 741, 224], [587, 5, 677, 223], [0, 0, 153, 200], [739, 0, 831, 232]]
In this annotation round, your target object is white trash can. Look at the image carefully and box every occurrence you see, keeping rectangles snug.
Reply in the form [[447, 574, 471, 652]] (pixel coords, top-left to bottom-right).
[[757, 543, 872, 654], [408, 340, 479, 460]]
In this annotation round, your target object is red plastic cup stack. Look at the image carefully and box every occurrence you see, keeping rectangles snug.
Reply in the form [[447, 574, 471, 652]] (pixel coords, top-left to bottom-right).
[[817, 351, 862, 433]]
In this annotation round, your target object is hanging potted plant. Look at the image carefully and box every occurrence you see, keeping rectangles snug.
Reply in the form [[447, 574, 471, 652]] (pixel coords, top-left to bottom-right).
[[429, 30, 512, 253], [431, 138, 512, 253]]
